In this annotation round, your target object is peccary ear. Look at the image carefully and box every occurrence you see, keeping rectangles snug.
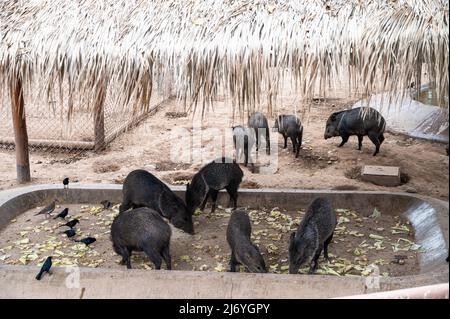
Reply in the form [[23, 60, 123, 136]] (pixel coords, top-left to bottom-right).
[[330, 113, 336, 121]]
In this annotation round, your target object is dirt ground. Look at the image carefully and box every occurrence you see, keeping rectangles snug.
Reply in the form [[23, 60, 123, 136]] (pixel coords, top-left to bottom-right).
[[0, 202, 419, 278], [0, 95, 448, 200]]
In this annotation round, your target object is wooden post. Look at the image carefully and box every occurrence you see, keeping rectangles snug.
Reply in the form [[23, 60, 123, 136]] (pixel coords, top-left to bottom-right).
[[94, 85, 106, 152], [9, 78, 31, 183]]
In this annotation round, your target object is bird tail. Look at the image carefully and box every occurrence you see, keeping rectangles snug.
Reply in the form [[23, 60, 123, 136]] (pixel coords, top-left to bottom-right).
[[58, 224, 66, 227], [35, 270, 43, 280]]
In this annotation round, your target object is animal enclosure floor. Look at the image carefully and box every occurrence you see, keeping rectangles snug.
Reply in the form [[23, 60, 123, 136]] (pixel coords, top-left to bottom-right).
[[0, 94, 448, 202], [0, 202, 420, 277]]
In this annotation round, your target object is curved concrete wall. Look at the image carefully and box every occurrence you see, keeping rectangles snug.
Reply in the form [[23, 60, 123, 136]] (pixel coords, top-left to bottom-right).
[[0, 184, 448, 298]]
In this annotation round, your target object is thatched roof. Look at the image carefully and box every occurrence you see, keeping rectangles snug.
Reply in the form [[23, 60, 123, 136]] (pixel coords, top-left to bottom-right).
[[0, 0, 448, 117]]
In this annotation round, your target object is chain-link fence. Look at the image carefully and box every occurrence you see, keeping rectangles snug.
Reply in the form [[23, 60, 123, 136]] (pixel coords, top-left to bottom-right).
[[0, 77, 173, 154]]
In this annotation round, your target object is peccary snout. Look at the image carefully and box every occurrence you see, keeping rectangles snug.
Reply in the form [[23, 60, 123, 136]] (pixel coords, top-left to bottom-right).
[[324, 107, 386, 156], [111, 207, 172, 270], [289, 197, 336, 274], [227, 210, 267, 273]]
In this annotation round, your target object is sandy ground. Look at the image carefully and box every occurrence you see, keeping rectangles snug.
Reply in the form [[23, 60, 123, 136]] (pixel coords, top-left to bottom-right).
[[0, 202, 419, 277], [0, 96, 448, 201]]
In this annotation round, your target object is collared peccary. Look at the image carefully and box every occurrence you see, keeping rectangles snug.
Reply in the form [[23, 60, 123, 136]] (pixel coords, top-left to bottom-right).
[[186, 157, 243, 214], [232, 125, 255, 167], [248, 112, 270, 155], [289, 197, 336, 274], [111, 207, 171, 270], [274, 114, 303, 158], [226, 210, 267, 273], [324, 107, 386, 156], [119, 169, 193, 234]]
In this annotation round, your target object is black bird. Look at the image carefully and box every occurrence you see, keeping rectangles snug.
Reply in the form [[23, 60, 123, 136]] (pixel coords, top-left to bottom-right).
[[34, 199, 58, 217], [75, 237, 96, 246], [36, 256, 52, 280], [61, 228, 76, 238], [53, 208, 69, 220], [101, 200, 112, 210], [58, 219, 79, 229], [63, 177, 69, 189]]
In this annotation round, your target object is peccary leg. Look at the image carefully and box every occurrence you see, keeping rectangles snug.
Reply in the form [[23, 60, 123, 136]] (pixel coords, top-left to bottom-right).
[[225, 185, 238, 209], [283, 135, 288, 149], [379, 133, 385, 144], [324, 234, 334, 261], [338, 135, 349, 147], [309, 246, 323, 274], [254, 128, 259, 152], [244, 135, 249, 167], [118, 247, 132, 269], [143, 243, 163, 270], [368, 131, 381, 156], [266, 129, 271, 155], [162, 246, 172, 270], [200, 193, 209, 210], [233, 135, 238, 162], [209, 189, 219, 214], [357, 135, 363, 150], [290, 136, 297, 154], [229, 251, 238, 272]]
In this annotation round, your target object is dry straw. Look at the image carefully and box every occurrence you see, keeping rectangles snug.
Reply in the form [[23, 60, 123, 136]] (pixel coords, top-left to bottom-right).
[[0, 0, 448, 120]]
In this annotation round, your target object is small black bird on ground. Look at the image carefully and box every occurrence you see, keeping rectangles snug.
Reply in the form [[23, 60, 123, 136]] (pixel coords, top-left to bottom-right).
[[101, 200, 112, 210], [75, 237, 96, 246], [53, 208, 69, 220], [36, 256, 52, 280], [34, 199, 58, 217], [58, 219, 79, 229], [61, 228, 76, 238], [63, 177, 69, 189]]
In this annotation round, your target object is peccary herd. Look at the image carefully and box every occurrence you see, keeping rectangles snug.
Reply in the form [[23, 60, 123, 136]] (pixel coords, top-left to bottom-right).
[[112, 157, 337, 274], [110, 106, 386, 274], [232, 107, 387, 164]]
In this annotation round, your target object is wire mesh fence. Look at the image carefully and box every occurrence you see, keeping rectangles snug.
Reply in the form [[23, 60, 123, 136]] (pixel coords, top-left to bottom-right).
[[0, 76, 173, 154]]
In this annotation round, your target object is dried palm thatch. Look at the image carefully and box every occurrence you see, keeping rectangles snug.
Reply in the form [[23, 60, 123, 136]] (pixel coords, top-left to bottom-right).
[[0, 0, 448, 121]]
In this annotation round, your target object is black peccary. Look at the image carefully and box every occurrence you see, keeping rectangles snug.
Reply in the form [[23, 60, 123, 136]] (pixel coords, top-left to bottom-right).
[[120, 169, 193, 234], [248, 112, 270, 155], [232, 125, 255, 167], [111, 207, 172, 270], [324, 107, 386, 156], [274, 115, 303, 158], [186, 157, 243, 215], [226, 210, 267, 273], [289, 197, 337, 274]]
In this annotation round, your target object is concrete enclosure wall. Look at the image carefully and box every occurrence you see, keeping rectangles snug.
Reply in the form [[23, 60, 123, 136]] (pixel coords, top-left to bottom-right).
[[0, 184, 448, 298]]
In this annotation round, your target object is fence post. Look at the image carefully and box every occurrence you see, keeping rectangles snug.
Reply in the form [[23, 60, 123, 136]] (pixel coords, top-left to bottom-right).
[[9, 78, 31, 183], [94, 85, 106, 151]]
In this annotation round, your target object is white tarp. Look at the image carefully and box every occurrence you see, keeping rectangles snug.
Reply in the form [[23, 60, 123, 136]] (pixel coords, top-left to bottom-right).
[[353, 88, 448, 143]]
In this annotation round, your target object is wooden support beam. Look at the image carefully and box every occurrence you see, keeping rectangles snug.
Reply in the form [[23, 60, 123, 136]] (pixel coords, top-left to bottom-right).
[[9, 78, 31, 183], [94, 85, 106, 152]]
